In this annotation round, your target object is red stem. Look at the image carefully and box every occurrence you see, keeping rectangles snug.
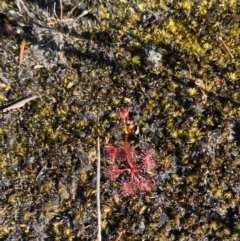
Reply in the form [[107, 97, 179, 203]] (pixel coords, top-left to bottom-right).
[[124, 132, 137, 173], [122, 119, 137, 177]]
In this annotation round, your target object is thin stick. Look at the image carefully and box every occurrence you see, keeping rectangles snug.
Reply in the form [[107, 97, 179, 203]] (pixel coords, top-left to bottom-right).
[[219, 37, 234, 58], [2, 95, 38, 112], [59, 0, 63, 22], [19, 38, 26, 65], [97, 137, 102, 241]]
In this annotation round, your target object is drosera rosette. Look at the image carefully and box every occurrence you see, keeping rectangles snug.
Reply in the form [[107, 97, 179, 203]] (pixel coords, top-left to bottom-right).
[[104, 107, 156, 196]]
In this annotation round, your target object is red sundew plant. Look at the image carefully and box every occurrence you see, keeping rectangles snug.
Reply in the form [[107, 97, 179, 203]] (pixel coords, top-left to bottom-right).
[[104, 107, 156, 196]]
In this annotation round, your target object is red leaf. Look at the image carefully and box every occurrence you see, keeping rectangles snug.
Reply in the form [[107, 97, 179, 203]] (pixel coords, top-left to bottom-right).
[[138, 177, 153, 192], [104, 145, 118, 160], [105, 164, 122, 180], [120, 179, 138, 196], [142, 149, 156, 171]]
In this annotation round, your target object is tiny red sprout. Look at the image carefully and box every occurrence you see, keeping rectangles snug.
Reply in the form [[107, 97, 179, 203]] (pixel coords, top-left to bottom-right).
[[119, 107, 129, 120], [105, 164, 122, 180], [120, 179, 138, 196], [142, 149, 156, 171], [104, 144, 118, 160]]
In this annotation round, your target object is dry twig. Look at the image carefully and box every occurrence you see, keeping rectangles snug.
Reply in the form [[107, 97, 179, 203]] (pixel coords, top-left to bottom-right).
[[59, 0, 63, 22], [195, 79, 205, 90], [187, 64, 192, 79], [19, 38, 26, 65], [2, 95, 38, 112], [219, 37, 234, 58], [114, 232, 123, 241], [97, 137, 102, 241]]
